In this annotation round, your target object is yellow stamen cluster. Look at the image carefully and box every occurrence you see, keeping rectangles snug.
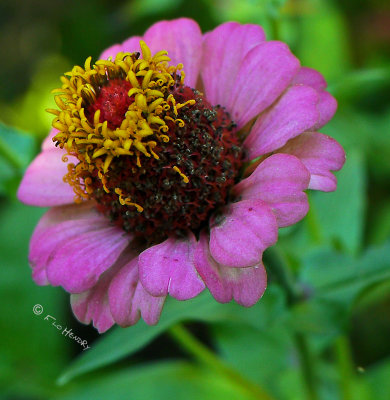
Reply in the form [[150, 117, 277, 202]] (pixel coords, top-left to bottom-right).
[[47, 41, 195, 208]]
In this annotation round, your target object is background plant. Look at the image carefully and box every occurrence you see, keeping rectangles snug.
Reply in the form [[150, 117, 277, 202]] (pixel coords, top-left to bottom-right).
[[1, 0, 389, 399]]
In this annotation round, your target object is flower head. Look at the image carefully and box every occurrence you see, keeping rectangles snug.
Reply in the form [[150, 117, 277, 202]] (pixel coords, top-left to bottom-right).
[[18, 18, 345, 332]]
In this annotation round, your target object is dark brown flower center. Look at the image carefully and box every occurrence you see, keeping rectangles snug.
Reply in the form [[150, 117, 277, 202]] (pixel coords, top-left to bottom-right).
[[92, 85, 243, 244], [49, 42, 243, 245]]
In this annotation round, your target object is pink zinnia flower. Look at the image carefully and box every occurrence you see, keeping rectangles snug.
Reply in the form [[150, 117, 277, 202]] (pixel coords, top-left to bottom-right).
[[18, 18, 345, 333]]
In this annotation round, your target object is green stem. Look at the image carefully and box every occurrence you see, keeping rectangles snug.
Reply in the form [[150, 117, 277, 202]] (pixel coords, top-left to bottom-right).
[[295, 332, 319, 400], [265, 246, 319, 400], [169, 323, 275, 400], [0, 136, 24, 171], [334, 336, 354, 400]]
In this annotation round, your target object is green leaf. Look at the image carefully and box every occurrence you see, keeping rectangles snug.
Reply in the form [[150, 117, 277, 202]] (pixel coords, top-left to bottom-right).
[[0, 122, 37, 197], [57, 293, 225, 385], [288, 299, 349, 352], [56, 361, 255, 400], [0, 201, 68, 398], [330, 67, 390, 102], [58, 285, 286, 385], [212, 321, 294, 397], [365, 358, 390, 400], [308, 149, 366, 254], [290, 299, 347, 336], [0, 122, 36, 166], [301, 241, 390, 305], [289, 242, 390, 350], [323, 107, 390, 180]]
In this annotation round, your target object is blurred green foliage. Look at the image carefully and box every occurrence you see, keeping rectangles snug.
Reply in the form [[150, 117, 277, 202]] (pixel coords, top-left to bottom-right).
[[1, 0, 390, 399]]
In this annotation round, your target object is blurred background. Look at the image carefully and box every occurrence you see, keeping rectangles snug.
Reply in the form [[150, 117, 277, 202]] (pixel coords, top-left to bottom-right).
[[1, 0, 390, 399]]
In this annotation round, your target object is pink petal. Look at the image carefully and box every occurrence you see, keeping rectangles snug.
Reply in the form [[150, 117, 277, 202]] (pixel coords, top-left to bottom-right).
[[209, 199, 278, 268], [99, 19, 203, 85], [279, 132, 346, 192], [99, 44, 123, 60], [46, 224, 129, 293], [292, 67, 337, 130], [195, 232, 267, 306], [226, 41, 300, 129], [30, 203, 106, 286], [70, 262, 121, 333], [138, 234, 205, 300], [99, 37, 142, 60], [120, 37, 142, 54], [234, 154, 310, 227], [17, 149, 78, 207], [313, 91, 337, 130], [108, 255, 165, 327], [71, 293, 114, 333], [32, 266, 49, 287], [244, 84, 320, 158], [201, 22, 266, 106], [143, 18, 203, 88], [292, 66, 327, 90], [33, 218, 107, 287], [32, 202, 99, 232]]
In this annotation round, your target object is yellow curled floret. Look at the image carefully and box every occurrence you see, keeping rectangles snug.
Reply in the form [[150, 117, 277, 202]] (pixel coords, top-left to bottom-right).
[[48, 40, 195, 208]]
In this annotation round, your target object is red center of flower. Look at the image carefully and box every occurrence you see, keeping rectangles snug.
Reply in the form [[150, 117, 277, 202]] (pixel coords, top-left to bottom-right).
[[91, 83, 243, 243], [86, 79, 132, 129]]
